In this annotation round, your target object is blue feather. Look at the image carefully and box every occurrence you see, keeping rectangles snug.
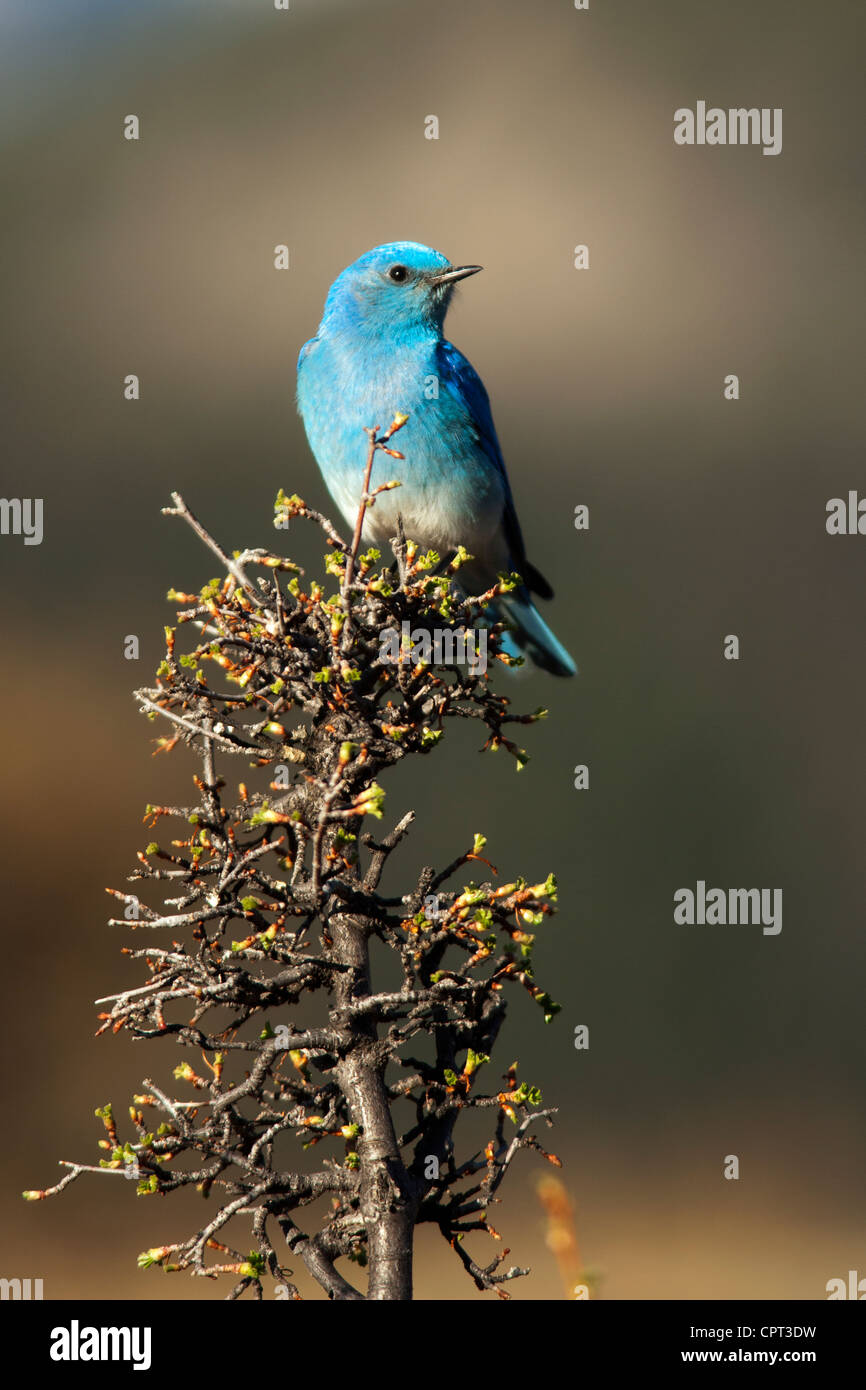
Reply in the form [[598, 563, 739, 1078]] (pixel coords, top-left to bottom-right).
[[296, 242, 576, 677]]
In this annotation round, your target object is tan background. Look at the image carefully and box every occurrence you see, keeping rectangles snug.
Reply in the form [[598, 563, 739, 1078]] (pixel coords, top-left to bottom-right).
[[1, 0, 864, 1298]]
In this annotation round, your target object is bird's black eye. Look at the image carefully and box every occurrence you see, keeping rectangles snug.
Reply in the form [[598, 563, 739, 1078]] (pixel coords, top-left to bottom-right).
[[388, 264, 409, 283]]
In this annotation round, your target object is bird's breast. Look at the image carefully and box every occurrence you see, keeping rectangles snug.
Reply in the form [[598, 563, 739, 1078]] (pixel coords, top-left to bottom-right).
[[298, 336, 506, 559]]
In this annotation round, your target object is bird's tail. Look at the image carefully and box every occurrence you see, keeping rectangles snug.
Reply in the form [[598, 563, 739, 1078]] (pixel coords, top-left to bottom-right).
[[495, 591, 577, 678]]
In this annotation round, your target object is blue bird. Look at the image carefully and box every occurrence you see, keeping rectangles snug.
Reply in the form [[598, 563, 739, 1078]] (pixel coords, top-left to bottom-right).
[[296, 241, 576, 677]]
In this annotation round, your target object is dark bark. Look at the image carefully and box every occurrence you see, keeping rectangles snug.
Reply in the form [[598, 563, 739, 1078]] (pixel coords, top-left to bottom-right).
[[332, 913, 418, 1300]]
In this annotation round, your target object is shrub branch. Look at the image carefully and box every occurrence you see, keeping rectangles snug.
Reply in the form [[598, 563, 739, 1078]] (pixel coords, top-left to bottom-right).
[[26, 420, 564, 1302]]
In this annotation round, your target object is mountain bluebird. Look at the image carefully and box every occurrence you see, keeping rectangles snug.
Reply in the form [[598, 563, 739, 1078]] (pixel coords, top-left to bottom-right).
[[296, 241, 576, 677]]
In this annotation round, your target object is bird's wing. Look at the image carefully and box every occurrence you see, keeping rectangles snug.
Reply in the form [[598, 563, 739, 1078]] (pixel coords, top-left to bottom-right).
[[436, 340, 553, 599]]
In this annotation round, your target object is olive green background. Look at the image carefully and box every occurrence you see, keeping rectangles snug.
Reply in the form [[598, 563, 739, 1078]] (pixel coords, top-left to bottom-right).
[[1, 0, 864, 1299]]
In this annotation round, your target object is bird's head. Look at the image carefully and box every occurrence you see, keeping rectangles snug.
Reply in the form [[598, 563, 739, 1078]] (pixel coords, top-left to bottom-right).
[[320, 242, 482, 337]]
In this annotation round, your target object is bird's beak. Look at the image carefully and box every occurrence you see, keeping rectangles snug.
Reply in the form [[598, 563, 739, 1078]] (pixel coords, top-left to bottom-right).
[[430, 264, 483, 286]]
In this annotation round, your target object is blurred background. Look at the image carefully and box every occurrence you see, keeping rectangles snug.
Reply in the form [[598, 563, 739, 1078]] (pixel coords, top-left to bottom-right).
[[1, 0, 864, 1300]]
